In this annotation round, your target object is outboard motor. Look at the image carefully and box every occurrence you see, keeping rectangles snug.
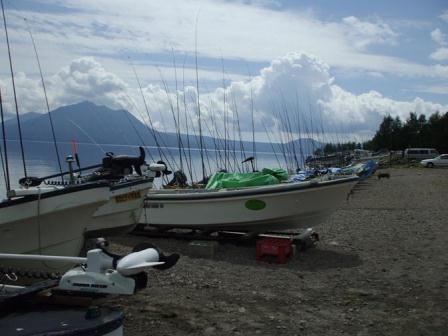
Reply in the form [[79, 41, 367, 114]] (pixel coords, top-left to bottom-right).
[[88, 147, 146, 181], [103, 146, 146, 176], [154, 160, 172, 178]]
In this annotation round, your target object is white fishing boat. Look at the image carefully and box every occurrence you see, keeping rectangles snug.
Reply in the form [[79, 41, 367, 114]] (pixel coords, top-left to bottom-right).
[[0, 182, 110, 274], [0, 1, 165, 277], [141, 175, 358, 232], [0, 148, 164, 275], [81, 148, 164, 237]]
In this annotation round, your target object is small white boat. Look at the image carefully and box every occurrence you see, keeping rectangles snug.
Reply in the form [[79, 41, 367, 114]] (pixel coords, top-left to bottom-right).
[[141, 175, 358, 232], [0, 183, 110, 275], [88, 174, 156, 237], [0, 148, 164, 275]]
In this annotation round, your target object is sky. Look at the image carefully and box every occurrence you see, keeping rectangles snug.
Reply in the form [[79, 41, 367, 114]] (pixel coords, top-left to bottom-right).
[[0, 0, 447, 143]]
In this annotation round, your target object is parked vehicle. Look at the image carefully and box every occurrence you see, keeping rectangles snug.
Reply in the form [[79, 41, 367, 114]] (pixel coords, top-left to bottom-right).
[[404, 148, 439, 160], [420, 154, 448, 168]]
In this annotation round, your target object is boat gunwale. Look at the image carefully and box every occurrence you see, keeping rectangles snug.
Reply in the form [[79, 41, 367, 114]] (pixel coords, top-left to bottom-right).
[[145, 176, 359, 201], [0, 181, 110, 209], [110, 176, 154, 191]]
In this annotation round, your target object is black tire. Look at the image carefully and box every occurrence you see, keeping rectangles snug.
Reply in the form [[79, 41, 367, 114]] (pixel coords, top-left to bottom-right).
[[427, 162, 434, 168]]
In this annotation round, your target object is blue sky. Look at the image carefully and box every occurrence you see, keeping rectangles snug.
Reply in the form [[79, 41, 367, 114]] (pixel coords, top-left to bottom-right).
[[0, 0, 447, 140]]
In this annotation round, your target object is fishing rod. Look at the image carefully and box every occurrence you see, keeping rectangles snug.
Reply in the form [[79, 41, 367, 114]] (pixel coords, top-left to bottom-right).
[[194, 82, 213, 177], [219, 61, 237, 173], [122, 92, 170, 163], [274, 95, 294, 170], [181, 58, 194, 183], [183, 90, 205, 176], [306, 98, 318, 156], [229, 103, 239, 172], [203, 105, 222, 172], [170, 49, 184, 172], [269, 99, 289, 169], [221, 57, 228, 171], [297, 96, 312, 166], [23, 17, 64, 182], [249, 83, 257, 171], [119, 96, 155, 162], [0, 142, 7, 190], [208, 101, 226, 170], [157, 66, 188, 173], [194, 13, 206, 181], [0, 88, 10, 192], [130, 61, 176, 172], [280, 93, 300, 171], [294, 91, 305, 169], [246, 66, 257, 171], [67, 119, 106, 154], [146, 77, 180, 171], [1, 0, 26, 178], [261, 118, 282, 167], [229, 93, 246, 171], [201, 79, 224, 171]]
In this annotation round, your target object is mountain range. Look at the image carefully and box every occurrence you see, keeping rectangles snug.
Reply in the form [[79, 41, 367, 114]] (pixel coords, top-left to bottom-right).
[[1, 101, 320, 154]]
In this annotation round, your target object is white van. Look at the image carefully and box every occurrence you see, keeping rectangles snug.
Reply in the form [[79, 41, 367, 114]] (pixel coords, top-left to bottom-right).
[[404, 148, 439, 160]]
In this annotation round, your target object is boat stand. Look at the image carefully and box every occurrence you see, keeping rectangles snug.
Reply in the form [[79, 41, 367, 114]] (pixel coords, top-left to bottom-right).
[[132, 224, 319, 250]]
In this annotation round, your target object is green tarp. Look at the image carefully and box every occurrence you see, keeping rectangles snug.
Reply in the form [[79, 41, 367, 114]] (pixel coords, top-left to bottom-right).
[[205, 168, 289, 190]]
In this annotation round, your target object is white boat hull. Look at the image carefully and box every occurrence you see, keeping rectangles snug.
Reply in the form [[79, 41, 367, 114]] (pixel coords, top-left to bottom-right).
[[0, 183, 110, 274], [88, 179, 154, 237], [141, 176, 358, 232]]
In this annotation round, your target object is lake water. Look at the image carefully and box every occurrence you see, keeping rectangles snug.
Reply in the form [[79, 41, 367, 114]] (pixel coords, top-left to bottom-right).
[[0, 140, 302, 197]]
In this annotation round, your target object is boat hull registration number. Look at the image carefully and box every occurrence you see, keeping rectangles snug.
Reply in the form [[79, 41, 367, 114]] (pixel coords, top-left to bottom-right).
[[115, 191, 141, 203]]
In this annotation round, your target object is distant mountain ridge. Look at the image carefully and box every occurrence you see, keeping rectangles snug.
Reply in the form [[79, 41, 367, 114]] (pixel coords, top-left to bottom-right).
[[1, 111, 16, 121], [1, 101, 321, 154]]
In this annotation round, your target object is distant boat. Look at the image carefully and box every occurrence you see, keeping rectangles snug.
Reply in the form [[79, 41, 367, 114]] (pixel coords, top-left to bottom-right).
[[140, 175, 358, 232]]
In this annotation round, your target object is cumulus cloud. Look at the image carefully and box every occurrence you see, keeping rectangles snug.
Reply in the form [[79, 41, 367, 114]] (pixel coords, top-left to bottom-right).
[[431, 28, 447, 46], [1, 54, 446, 142], [49, 57, 130, 109], [440, 10, 448, 23], [429, 28, 448, 61], [430, 47, 448, 61], [341, 16, 398, 50], [4, 0, 448, 81]]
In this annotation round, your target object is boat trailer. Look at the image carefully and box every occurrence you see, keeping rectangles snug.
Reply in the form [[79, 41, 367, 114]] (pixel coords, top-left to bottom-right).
[[132, 224, 319, 251]]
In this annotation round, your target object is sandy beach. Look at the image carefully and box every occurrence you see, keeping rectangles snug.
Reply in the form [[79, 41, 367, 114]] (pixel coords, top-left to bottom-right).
[[110, 167, 448, 336]]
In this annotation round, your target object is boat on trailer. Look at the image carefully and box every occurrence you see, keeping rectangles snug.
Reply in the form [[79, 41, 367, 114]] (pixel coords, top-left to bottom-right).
[[141, 175, 359, 232]]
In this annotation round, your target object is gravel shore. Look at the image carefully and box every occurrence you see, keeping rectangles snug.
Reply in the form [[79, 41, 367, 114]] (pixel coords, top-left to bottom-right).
[[110, 168, 448, 336]]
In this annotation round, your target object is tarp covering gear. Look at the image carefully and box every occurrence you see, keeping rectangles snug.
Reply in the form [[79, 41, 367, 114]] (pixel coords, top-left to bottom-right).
[[205, 168, 288, 190], [341, 159, 378, 179]]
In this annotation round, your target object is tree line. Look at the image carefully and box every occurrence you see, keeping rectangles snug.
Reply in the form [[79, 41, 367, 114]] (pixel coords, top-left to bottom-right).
[[320, 111, 448, 155], [363, 111, 448, 153]]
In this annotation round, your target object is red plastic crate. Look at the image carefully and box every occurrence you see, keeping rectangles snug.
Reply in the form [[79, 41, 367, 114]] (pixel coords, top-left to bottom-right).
[[256, 237, 293, 264]]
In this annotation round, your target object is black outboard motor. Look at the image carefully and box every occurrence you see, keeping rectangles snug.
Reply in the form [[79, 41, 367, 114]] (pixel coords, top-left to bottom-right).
[[154, 160, 172, 178], [87, 147, 146, 181]]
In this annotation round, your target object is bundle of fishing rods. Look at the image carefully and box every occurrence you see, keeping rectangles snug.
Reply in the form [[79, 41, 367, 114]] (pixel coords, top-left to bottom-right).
[[0, 0, 357, 192]]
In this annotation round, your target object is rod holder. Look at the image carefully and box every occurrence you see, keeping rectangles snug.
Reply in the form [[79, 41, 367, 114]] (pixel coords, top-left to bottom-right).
[[66, 155, 75, 184]]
